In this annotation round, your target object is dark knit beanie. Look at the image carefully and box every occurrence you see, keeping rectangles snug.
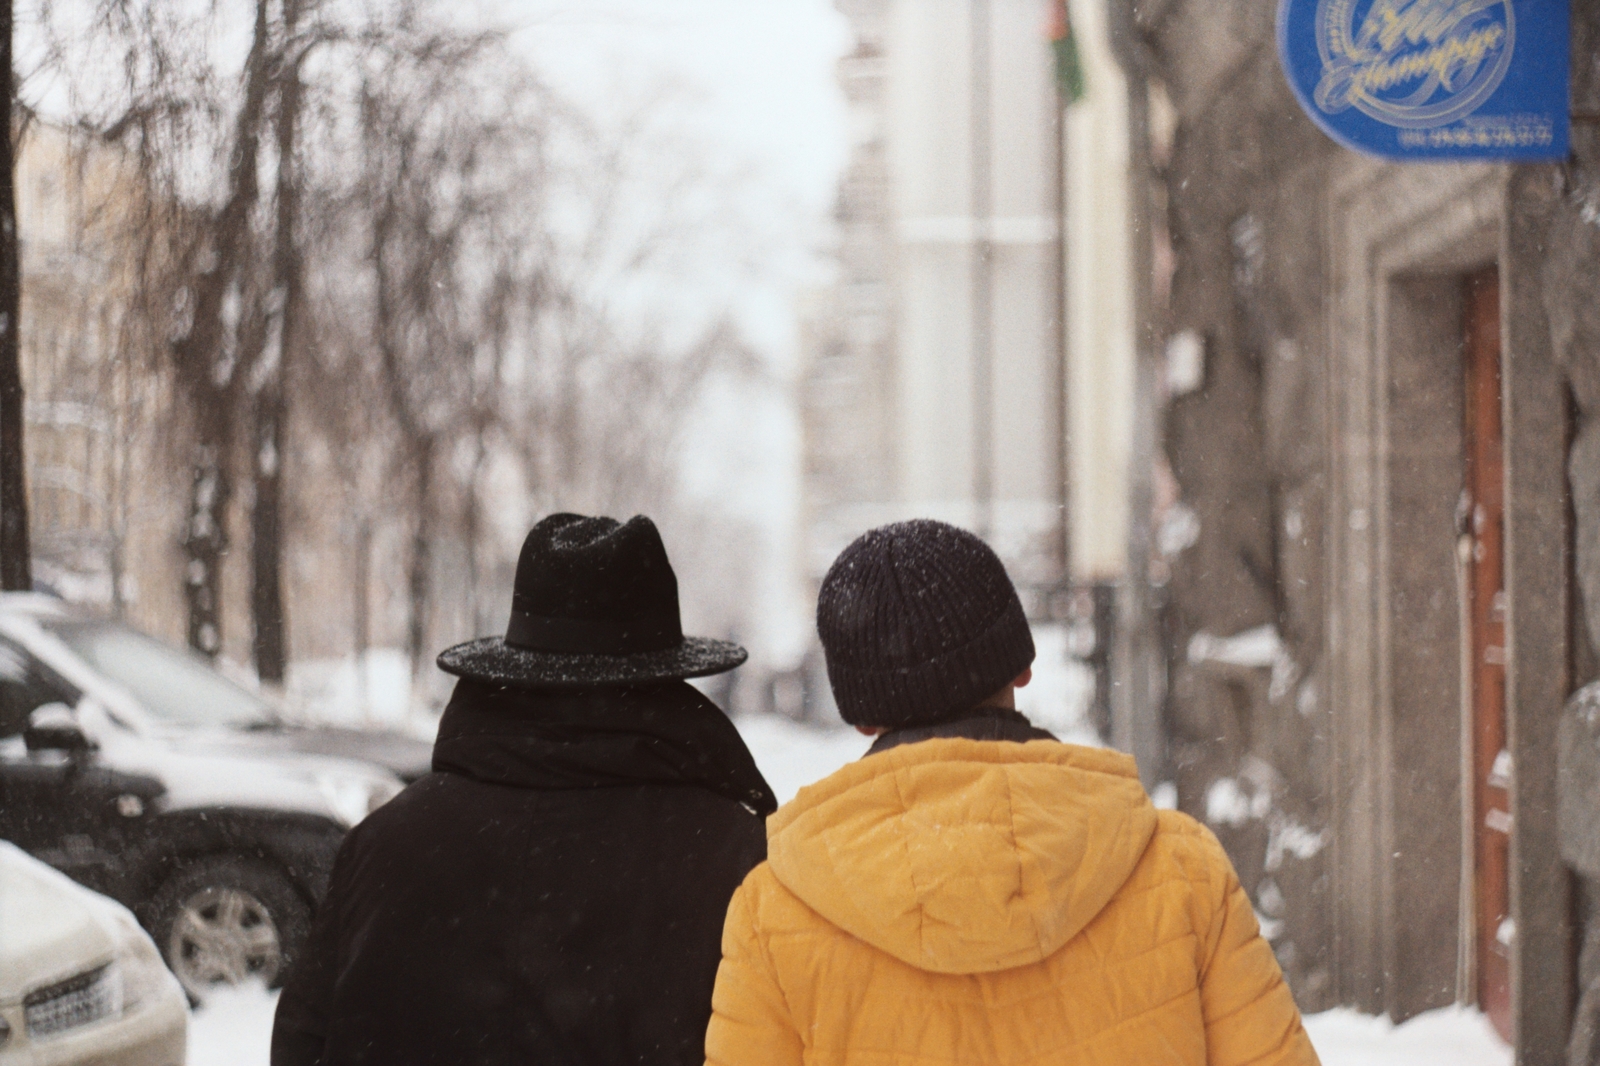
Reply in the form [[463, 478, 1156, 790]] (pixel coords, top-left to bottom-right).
[[816, 519, 1035, 728]]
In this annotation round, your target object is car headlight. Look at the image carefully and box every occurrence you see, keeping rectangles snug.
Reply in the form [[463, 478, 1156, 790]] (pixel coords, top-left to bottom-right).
[[106, 907, 180, 1016], [315, 772, 402, 828]]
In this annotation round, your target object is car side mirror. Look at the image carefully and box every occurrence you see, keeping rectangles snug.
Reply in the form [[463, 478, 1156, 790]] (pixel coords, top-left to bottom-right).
[[23, 703, 96, 754]]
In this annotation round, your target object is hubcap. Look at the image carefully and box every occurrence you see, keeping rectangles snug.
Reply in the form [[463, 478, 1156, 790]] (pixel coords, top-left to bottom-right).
[[167, 886, 282, 999]]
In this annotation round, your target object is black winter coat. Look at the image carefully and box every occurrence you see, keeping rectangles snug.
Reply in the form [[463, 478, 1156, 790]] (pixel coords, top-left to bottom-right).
[[270, 679, 774, 1066]]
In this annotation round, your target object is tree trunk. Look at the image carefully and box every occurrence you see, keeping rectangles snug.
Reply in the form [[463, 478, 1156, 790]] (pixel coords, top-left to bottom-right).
[[183, 448, 231, 654], [406, 437, 433, 677], [251, 378, 286, 680], [353, 518, 370, 720], [0, 0, 30, 592], [463, 424, 487, 633], [174, 0, 273, 657], [252, 3, 305, 686]]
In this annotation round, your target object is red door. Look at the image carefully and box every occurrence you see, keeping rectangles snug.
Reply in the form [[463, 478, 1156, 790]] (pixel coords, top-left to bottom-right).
[[1463, 267, 1511, 1043]]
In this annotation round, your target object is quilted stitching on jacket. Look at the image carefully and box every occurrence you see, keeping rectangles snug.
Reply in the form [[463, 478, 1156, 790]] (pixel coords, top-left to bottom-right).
[[705, 738, 1319, 1066]]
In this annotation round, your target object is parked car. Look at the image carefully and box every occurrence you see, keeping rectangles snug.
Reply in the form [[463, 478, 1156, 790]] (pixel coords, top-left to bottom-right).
[[0, 840, 188, 1066], [0, 594, 429, 1001]]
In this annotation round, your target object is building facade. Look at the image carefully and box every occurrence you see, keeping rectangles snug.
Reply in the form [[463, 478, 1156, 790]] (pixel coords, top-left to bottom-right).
[[800, 0, 1144, 729], [804, 0, 1063, 587], [15, 124, 190, 627], [1121, 1, 1600, 1060]]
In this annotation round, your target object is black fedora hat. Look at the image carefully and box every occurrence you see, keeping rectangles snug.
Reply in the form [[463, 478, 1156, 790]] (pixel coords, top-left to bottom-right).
[[437, 513, 747, 688]]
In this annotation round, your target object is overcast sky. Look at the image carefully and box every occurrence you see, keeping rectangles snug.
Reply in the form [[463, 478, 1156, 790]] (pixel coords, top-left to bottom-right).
[[492, 0, 851, 227]]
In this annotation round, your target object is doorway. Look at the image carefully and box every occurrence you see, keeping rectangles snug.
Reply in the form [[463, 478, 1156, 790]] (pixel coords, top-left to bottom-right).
[[1462, 266, 1511, 1042]]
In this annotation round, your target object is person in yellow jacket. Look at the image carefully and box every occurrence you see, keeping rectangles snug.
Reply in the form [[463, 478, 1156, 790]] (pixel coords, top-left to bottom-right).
[[705, 519, 1320, 1066]]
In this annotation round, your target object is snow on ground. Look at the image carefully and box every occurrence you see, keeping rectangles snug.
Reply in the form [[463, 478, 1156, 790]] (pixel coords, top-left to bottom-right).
[[1302, 1006, 1510, 1065], [189, 985, 277, 1066], [188, 985, 1513, 1066], [284, 650, 440, 739]]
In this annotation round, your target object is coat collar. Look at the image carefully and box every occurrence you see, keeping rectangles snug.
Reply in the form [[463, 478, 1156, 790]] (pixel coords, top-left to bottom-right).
[[430, 680, 777, 815], [866, 707, 1055, 755]]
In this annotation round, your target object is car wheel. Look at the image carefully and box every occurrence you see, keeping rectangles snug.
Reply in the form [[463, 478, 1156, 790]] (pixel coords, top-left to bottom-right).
[[148, 854, 311, 1003]]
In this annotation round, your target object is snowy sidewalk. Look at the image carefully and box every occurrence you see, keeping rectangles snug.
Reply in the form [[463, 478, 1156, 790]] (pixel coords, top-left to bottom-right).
[[184, 720, 1513, 1065], [1301, 1007, 1509, 1064], [189, 988, 1513, 1066]]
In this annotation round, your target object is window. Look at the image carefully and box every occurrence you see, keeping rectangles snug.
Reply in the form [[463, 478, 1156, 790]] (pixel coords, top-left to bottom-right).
[[0, 641, 78, 739]]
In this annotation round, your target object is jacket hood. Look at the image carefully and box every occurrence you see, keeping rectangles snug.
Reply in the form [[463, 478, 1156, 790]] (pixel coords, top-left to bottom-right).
[[766, 738, 1156, 975]]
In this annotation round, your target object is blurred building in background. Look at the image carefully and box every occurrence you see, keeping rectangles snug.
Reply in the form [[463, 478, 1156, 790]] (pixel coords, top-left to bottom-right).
[[12, 123, 493, 720], [799, 0, 1142, 739], [1117, 0, 1600, 1060], [14, 124, 188, 628]]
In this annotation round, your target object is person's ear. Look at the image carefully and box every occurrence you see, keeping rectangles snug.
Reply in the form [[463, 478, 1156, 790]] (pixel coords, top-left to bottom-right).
[[855, 724, 889, 737], [1015, 667, 1033, 689]]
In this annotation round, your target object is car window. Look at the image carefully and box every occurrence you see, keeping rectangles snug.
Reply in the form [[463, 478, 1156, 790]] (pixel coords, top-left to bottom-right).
[[40, 621, 277, 731], [0, 639, 79, 739]]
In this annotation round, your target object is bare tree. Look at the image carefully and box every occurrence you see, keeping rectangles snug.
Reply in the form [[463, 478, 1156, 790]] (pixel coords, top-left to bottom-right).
[[249, 0, 313, 684], [506, 88, 767, 522], [42, 0, 294, 656], [0, 0, 30, 591], [342, 17, 538, 673], [31, 0, 782, 694], [39, 0, 339, 665], [171, 0, 275, 657]]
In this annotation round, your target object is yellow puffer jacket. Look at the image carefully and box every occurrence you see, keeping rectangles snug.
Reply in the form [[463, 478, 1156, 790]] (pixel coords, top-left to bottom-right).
[[705, 737, 1319, 1066]]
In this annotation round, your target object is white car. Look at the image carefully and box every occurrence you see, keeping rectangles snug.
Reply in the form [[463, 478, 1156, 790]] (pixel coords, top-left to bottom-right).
[[0, 841, 187, 1066]]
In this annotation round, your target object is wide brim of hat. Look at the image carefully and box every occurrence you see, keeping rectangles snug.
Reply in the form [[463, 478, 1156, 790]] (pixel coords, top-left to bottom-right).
[[436, 635, 748, 689]]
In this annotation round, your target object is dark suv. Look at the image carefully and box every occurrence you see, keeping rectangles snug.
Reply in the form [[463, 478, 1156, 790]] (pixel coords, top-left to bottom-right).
[[0, 594, 432, 1001]]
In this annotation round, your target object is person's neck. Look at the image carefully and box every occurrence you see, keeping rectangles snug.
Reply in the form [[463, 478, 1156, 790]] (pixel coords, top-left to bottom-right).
[[976, 684, 1016, 711]]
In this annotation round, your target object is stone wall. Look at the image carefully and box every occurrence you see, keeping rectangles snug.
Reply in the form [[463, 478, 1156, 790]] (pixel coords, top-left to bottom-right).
[[1134, 0, 1600, 1031], [1548, 3, 1600, 682], [1133, 0, 1338, 1006]]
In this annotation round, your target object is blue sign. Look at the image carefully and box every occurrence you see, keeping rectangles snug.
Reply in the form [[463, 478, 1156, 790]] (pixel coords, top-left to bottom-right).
[[1277, 0, 1569, 160]]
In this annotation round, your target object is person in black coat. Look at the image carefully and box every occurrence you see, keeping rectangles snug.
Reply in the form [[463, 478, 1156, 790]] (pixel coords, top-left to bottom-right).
[[271, 514, 775, 1066]]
